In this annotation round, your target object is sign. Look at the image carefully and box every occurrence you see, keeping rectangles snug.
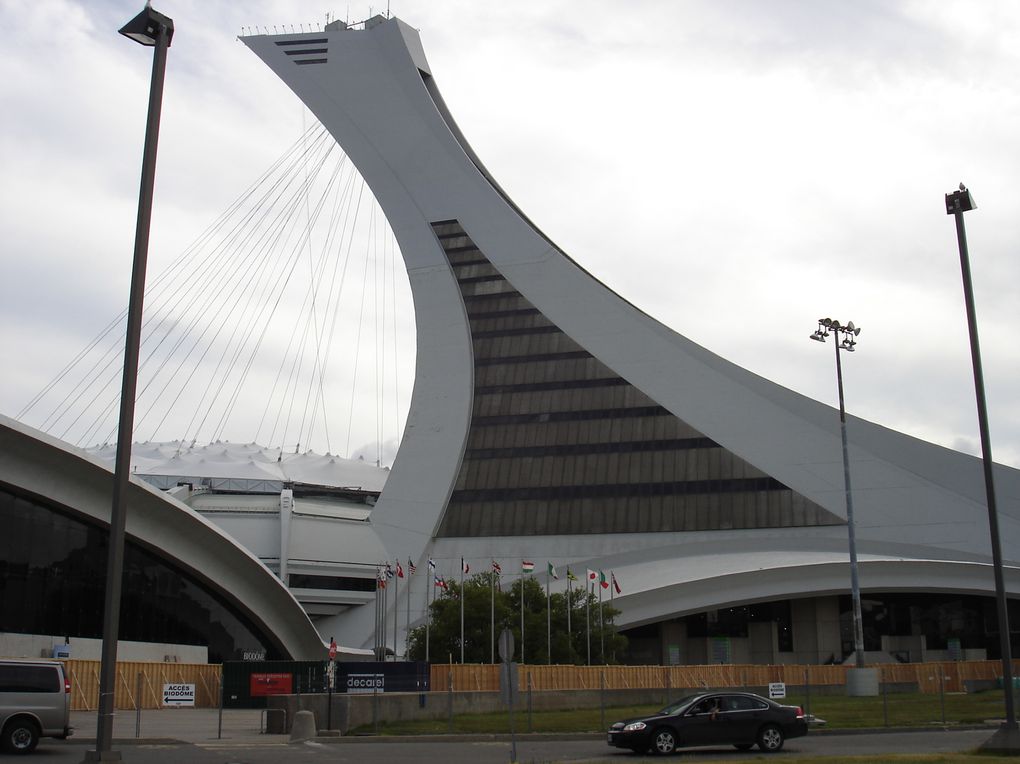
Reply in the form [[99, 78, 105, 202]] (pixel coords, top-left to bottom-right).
[[241, 649, 266, 662], [162, 683, 195, 706], [346, 673, 384, 694], [250, 673, 293, 697], [328, 638, 337, 661], [768, 682, 786, 699]]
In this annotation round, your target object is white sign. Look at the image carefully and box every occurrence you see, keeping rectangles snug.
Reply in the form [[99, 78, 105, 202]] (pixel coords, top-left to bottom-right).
[[768, 682, 786, 699], [162, 683, 196, 706]]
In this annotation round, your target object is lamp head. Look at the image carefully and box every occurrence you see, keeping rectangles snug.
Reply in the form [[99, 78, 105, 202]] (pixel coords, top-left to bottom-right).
[[945, 184, 976, 214], [119, 3, 174, 47]]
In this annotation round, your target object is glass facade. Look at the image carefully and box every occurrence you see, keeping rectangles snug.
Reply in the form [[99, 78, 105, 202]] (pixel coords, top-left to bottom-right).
[[432, 220, 843, 537], [0, 487, 284, 663]]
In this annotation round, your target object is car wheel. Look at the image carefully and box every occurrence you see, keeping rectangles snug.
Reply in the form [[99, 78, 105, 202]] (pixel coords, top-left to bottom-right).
[[3, 718, 40, 755], [734, 743, 754, 751], [651, 727, 677, 755], [757, 723, 785, 752]]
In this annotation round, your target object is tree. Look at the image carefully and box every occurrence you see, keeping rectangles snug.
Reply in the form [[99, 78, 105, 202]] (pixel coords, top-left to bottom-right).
[[406, 572, 627, 664]]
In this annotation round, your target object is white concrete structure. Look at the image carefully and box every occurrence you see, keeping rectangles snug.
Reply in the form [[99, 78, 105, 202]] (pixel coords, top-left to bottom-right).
[[241, 15, 1020, 662]]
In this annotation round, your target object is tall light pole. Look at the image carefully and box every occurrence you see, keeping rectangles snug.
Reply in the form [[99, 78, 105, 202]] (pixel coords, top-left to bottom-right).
[[809, 318, 865, 670], [945, 185, 1019, 750], [84, 5, 173, 763]]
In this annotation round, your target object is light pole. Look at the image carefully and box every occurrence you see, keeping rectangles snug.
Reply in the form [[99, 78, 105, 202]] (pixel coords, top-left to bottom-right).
[[945, 185, 1019, 750], [84, 5, 173, 763], [809, 318, 865, 670]]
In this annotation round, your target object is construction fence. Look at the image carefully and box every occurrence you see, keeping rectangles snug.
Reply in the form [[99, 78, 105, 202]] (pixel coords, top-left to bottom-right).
[[431, 660, 1019, 695], [60, 659, 1018, 710]]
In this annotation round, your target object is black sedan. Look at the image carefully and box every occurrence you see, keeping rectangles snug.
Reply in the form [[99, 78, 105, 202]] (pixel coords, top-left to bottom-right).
[[607, 691, 808, 754]]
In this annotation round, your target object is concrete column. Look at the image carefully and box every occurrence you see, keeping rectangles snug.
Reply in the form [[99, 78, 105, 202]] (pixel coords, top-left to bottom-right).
[[279, 488, 293, 585]]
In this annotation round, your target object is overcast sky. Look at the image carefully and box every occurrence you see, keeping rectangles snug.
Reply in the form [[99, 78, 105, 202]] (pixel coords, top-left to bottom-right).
[[2, 0, 1019, 468]]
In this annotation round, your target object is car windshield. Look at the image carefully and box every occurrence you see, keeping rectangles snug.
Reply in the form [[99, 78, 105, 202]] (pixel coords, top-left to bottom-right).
[[656, 695, 701, 716]]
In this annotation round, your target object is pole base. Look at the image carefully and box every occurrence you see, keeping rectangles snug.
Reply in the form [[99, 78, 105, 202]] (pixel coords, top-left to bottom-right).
[[979, 723, 1020, 754], [845, 667, 879, 697], [81, 750, 123, 763]]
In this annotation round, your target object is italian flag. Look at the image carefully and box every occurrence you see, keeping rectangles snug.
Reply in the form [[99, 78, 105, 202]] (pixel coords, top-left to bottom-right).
[[599, 570, 609, 589], [522, 560, 535, 574]]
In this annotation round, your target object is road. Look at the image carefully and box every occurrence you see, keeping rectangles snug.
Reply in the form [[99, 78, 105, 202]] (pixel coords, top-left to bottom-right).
[[29, 728, 993, 763]]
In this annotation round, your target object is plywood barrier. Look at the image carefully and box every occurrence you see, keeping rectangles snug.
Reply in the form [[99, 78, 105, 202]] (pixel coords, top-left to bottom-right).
[[62, 660, 221, 711], [431, 660, 1019, 695]]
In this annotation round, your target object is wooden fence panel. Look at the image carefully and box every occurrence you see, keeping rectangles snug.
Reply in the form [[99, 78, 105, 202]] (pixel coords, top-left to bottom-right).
[[62, 661, 222, 711], [431, 660, 1019, 695]]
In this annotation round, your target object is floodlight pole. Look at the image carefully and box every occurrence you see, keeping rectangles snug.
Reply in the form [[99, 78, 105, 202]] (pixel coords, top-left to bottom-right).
[[85, 6, 172, 763], [810, 319, 865, 669], [946, 185, 1017, 739], [833, 333, 865, 670]]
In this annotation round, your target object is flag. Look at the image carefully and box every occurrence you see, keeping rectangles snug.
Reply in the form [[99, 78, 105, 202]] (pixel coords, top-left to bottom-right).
[[377, 570, 387, 589], [547, 562, 559, 579], [462, 558, 470, 574], [396, 561, 404, 579], [566, 569, 578, 582], [408, 558, 417, 575], [428, 558, 437, 571], [491, 560, 502, 573], [612, 571, 622, 594], [522, 560, 535, 574], [385, 562, 394, 579], [599, 570, 609, 589], [434, 574, 446, 588], [587, 568, 597, 582]]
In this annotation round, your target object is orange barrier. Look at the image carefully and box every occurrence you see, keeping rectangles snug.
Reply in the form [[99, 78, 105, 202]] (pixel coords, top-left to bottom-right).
[[431, 660, 1018, 695]]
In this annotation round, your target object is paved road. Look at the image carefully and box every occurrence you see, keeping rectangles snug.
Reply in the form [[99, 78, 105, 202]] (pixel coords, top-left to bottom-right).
[[29, 728, 994, 763]]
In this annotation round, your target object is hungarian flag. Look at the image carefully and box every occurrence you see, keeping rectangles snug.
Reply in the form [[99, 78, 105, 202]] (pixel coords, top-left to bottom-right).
[[566, 569, 578, 582], [586, 568, 598, 582], [462, 558, 470, 574], [522, 561, 535, 574], [547, 563, 559, 580], [612, 571, 622, 594], [599, 570, 609, 589], [396, 561, 404, 579], [408, 558, 417, 575], [491, 560, 502, 573]]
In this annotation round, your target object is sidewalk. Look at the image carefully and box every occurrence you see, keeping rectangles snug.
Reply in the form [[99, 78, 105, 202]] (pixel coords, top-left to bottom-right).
[[70, 708, 288, 745]]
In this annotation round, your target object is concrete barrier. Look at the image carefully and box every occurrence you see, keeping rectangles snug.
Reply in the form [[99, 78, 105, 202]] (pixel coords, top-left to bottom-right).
[[289, 710, 316, 742]]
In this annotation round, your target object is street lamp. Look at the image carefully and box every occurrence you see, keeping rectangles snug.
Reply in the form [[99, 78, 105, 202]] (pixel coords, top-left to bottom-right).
[[946, 184, 1019, 751], [83, 5, 173, 763], [809, 318, 867, 674]]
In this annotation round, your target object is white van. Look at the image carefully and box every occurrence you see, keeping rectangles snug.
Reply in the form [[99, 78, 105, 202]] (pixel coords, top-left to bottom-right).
[[0, 660, 73, 754]]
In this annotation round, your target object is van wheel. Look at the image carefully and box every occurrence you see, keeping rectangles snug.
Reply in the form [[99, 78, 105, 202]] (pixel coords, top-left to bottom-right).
[[3, 717, 40, 754]]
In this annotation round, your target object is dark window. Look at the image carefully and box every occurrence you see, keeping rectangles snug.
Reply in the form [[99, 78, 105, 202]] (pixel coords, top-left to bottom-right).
[[289, 574, 375, 592], [284, 48, 328, 55], [295, 59, 328, 65], [0, 664, 60, 693], [0, 487, 282, 663], [275, 38, 328, 46]]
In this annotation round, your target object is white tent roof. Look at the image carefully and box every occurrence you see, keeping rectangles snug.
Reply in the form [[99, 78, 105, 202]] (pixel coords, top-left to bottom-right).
[[87, 441, 390, 492]]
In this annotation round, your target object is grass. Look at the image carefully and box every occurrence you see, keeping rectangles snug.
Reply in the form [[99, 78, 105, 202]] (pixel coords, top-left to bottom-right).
[[349, 690, 1008, 736]]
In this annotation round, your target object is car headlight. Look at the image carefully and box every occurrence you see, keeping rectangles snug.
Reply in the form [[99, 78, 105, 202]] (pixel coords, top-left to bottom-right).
[[623, 722, 647, 732]]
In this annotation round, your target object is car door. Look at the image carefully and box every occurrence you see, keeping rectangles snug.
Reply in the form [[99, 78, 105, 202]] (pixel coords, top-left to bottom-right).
[[727, 695, 769, 742], [679, 696, 722, 747]]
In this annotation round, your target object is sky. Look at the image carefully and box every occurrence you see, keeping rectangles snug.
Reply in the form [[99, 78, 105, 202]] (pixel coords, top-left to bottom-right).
[[1, 0, 1019, 468]]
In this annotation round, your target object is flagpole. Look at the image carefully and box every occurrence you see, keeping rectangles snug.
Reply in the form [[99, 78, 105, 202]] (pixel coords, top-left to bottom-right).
[[599, 576, 604, 664], [546, 573, 551, 665], [586, 579, 591, 666], [406, 563, 412, 659], [383, 573, 389, 661], [490, 568, 496, 664], [393, 564, 399, 660], [460, 558, 465, 664], [373, 579, 379, 658], [425, 570, 431, 662], [520, 571, 525, 664], [566, 573, 571, 661]]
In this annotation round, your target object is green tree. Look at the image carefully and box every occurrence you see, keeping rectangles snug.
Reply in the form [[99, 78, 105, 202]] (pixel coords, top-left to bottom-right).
[[406, 572, 626, 664]]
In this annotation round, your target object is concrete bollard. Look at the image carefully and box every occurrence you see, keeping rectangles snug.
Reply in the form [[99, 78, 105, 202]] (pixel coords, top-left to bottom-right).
[[290, 710, 317, 742]]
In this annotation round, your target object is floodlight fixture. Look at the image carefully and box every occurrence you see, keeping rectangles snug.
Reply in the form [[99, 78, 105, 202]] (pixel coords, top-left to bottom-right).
[[118, 3, 174, 47]]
